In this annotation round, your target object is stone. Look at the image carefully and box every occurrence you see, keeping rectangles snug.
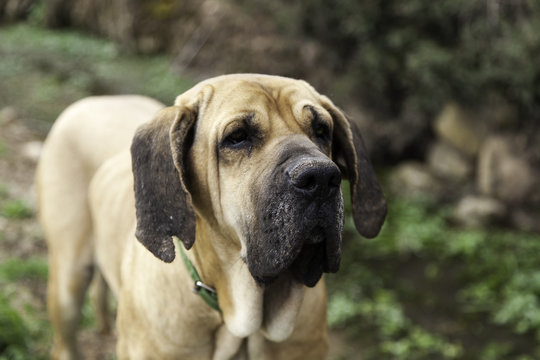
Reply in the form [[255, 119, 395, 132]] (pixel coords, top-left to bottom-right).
[[427, 141, 473, 181], [0, 107, 18, 125], [511, 209, 540, 233], [434, 103, 483, 157], [454, 195, 506, 228], [21, 141, 43, 163], [477, 136, 536, 204], [389, 162, 442, 198]]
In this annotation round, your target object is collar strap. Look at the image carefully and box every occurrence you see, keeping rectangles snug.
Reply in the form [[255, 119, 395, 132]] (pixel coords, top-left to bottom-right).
[[175, 237, 221, 312]]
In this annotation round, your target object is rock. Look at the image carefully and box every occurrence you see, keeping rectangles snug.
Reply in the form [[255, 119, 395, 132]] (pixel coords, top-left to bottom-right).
[[0, 106, 19, 125], [21, 141, 43, 163], [454, 195, 506, 228], [511, 209, 540, 233], [389, 162, 443, 198], [434, 103, 483, 157], [427, 141, 473, 181], [477, 136, 536, 204], [479, 98, 518, 129]]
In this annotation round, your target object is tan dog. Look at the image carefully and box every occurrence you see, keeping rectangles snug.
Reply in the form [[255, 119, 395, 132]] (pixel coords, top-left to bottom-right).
[[36, 74, 386, 359]]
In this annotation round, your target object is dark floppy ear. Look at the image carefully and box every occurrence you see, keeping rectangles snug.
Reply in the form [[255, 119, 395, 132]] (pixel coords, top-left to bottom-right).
[[322, 98, 387, 238], [131, 106, 197, 263]]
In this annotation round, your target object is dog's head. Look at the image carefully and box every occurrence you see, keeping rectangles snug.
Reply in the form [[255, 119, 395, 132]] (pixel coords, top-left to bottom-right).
[[131, 74, 386, 287]]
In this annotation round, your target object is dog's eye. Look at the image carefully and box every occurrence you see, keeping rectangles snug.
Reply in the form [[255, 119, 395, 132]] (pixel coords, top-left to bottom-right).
[[313, 122, 331, 142], [223, 128, 250, 148]]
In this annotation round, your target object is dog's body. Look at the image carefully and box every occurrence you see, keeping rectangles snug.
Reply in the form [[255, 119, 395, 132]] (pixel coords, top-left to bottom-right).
[[36, 74, 386, 359]]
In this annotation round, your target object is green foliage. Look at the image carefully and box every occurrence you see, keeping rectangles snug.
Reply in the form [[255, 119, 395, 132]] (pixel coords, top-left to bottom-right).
[[458, 232, 540, 338], [0, 292, 28, 360], [0, 185, 33, 220], [0, 23, 193, 132], [0, 257, 98, 358], [0, 185, 8, 199], [1, 199, 33, 219], [0, 142, 6, 157], [0, 258, 50, 360], [328, 186, 540, 359], [0, 259, 48, 283]]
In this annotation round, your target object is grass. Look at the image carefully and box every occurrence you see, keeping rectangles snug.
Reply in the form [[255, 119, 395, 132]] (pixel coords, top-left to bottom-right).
[[0, 257, 50, 360], [1, 200, 33, 220], [0, 142, 6, 157], [0, 185, 8, 199], [0, 22, 194, 134], [0, 183, 33, 220], [0, 259, 48, 283], [0, 257, 104, 359], [0, 291, 29, 359]]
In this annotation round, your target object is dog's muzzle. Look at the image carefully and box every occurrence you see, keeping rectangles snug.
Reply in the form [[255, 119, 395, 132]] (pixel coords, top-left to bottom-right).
[[247, 153, 345, 287]]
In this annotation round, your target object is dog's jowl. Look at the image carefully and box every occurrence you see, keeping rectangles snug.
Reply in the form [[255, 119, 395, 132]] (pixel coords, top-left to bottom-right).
[[36, 74, 386, 360]]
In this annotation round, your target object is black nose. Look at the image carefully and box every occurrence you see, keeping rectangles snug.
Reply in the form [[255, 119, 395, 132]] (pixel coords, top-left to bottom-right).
[[287, 160, 341, 198]]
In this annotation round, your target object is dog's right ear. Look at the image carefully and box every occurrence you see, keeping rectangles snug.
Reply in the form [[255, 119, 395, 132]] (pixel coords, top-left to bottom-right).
[[131, 106, 197, 263]]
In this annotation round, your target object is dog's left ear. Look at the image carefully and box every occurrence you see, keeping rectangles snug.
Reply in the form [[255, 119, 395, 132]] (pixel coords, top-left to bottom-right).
[[320, 96, 387, 238], [131, 106, 197, 263]]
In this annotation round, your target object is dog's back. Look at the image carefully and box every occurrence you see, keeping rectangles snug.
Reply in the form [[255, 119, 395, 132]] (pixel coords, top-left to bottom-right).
[[36, 95, 163, 359]]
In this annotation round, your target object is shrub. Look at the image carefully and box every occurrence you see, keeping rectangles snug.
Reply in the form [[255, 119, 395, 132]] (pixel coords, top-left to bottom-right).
[[326, 183, 540, 359], [238, 0, 540, 125]]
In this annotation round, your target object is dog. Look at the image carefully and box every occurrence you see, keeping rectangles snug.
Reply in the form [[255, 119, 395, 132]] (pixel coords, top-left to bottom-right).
[[36, 74, 386, 359]]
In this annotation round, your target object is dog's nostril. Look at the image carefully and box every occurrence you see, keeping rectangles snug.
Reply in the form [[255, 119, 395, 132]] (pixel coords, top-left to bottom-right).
[[288, 163, 341, 197], [294, 173, 317, 191]]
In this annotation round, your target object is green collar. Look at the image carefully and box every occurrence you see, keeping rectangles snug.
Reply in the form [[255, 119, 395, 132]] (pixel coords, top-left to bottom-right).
[[176, 237, 221, 312]]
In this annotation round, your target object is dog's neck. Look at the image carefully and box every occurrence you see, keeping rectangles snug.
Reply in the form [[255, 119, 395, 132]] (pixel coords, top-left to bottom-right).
[[188, 217, 306, 342]]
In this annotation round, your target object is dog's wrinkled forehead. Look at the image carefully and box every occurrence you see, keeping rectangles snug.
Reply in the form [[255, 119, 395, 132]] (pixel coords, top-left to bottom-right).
[[175, 74, 325, 134]]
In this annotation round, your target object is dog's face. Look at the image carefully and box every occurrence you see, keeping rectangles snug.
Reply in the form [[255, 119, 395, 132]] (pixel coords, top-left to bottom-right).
[[189, 78, 345, 287], [131, 74, 386, 288]]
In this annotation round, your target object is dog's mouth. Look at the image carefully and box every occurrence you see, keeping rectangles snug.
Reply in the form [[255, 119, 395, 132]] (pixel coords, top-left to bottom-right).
[[252, 225, 341, 287], [289, 241, 325, 287], [290, 225, 341, 287]]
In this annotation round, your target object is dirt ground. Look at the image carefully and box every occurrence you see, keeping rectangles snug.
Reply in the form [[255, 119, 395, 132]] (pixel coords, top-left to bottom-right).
[[0, 110, 351, 359], [0, 113, 46, 262]]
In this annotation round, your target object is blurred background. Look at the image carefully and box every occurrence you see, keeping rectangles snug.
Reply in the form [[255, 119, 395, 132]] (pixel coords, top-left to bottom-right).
[[0, 0, 539, 359]]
